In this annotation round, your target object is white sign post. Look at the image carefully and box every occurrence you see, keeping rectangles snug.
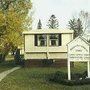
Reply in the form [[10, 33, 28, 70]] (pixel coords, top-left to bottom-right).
[[68, 60, 71, 80]]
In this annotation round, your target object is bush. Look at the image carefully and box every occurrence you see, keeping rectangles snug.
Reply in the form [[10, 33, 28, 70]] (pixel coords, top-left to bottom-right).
[[42, 59, 53, 67], [71, 73, 82, 80], [14, 49, 25, 66], [14, 49, 21, 64], [47, 71, 67, 83], [64, 79, 90, 86], [47, 71, 90, 86], [20, 54, 24, 59]]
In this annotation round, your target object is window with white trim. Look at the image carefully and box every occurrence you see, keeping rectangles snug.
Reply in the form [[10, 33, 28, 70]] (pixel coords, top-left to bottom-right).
[[35, 34, 47, 46], [49, 34, 61, 46], [34, 34, 61, 46]]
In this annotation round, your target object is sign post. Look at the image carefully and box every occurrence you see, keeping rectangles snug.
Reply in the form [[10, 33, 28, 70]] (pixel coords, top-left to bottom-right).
[[87, 61, 90, 77], [68, 60, 71, 80]]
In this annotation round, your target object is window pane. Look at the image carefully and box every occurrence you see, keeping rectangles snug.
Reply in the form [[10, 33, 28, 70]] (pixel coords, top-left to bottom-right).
[[34, 35, 38, 46], [40, 40, 46, 46], [37, 34, 47, 46], [50, 34, 58, 39], [58, 34, 62, 46], [49, 34, 59, 46], [51, 40, 56, 46]]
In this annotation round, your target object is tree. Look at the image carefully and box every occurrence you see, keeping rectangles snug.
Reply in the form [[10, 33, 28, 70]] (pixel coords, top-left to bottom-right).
[[79, 11, 90, 34], [47, 14, 59, 29], [76, 18, 83, 36], [37, 19, 42, 29], [68, 18, 83, 38], [79, 11, 90, 41], [68, 18, 77, 30], [0, 0, 32, 61]]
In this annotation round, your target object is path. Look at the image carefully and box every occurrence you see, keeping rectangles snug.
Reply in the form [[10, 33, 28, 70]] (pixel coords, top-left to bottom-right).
[[0, 67, 21, 82]]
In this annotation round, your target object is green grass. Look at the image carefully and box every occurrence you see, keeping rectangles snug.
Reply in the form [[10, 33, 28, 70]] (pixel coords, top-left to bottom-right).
[[71, 62, 87, 73], [0, 61, 17, 73], [0, 54, 23, 73], [0, 62, 89, 90]]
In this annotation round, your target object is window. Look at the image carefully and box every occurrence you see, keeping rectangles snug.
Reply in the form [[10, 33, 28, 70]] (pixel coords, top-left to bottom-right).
[[38, 35, 47, 46], [49, 34, 61, 46], [58, 34, 61, 46], [34, 34, 47, 46], [35, 35, 38, 46], [34, 34, 61, 46]]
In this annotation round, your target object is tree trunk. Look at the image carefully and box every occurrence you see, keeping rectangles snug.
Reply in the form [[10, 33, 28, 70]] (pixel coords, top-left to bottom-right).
[[0, 53, 6, 62]]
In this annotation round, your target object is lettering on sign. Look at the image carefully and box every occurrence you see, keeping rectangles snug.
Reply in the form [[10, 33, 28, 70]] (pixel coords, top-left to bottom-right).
[[68, 45, 89, 61]]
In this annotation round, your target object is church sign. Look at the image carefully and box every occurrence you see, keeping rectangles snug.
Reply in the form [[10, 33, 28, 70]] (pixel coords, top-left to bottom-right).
[[68, 45, 89, 61], [67, 36, 90, 80]]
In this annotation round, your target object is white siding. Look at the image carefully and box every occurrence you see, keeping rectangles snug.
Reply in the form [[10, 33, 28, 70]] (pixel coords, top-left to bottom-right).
[[24, 29, 73, 60]]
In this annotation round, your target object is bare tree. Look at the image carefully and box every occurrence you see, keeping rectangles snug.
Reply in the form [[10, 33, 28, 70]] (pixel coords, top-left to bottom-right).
[[79, 11, 90, 34]]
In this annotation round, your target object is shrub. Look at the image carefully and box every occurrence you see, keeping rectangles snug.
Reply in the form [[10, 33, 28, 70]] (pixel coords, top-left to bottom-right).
[[14, 49, 25, 66], [47, 71, 90, 86], [47, 71, 67, 83], [42, 59, 53, 67], [14, 49, 21, 64], [64, 79, 90, 86], [82, 71, 87, 79], [71, 73, 82, 80]]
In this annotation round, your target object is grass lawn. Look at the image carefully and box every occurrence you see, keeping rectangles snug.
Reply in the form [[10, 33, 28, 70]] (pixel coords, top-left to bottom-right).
[[0, 62, 89, 90], [0, 61, 17, 73]]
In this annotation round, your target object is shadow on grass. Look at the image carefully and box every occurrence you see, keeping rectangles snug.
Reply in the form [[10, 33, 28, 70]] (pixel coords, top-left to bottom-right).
[[0, 60, 17, 68], [0, 60, 18, 73]]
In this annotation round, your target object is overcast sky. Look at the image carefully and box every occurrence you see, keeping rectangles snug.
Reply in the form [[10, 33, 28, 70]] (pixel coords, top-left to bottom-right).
[[31, 0, 90, 29]]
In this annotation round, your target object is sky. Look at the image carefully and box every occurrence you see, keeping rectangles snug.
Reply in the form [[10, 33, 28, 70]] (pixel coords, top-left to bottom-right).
[[31, 0, 90, 30]]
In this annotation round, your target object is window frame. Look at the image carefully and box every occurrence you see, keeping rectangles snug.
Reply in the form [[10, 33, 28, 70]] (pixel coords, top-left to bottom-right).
[[34, 34, 62, 47], [49, 34, 62, 46], [35, 34, 47, 46]]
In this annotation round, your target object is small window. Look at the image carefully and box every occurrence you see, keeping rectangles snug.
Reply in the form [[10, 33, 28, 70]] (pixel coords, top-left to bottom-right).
[[38, 35, 47, 46], [35, 35, 38, 46], [58, 34, 62, 46], [51, 40, 57, 46], [49, 34, 61, 46], [34, 34, 47, 46]]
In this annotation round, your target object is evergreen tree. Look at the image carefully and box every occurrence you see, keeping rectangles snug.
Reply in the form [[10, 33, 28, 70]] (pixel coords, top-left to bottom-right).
[[37, 19, 42, 29], [76, 18, 83, 36], [47, 14, 59, 29], [68, 18, 83, 38]]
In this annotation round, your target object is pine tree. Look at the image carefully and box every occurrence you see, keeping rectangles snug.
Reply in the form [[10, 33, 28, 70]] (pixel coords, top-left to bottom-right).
[[68, 19, 77, 30], [68, 18, 83, 38], [37, 19, 42, 29], [47, 14, 59, 29], [76, 18, 83, 36]]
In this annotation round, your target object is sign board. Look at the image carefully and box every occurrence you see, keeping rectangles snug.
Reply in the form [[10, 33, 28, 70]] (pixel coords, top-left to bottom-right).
[[68, 45, 89, 61], [68, 36, 90, 62]]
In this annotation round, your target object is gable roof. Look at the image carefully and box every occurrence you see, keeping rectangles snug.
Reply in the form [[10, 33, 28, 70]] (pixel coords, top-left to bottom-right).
[[67, 36, 90, 46]]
